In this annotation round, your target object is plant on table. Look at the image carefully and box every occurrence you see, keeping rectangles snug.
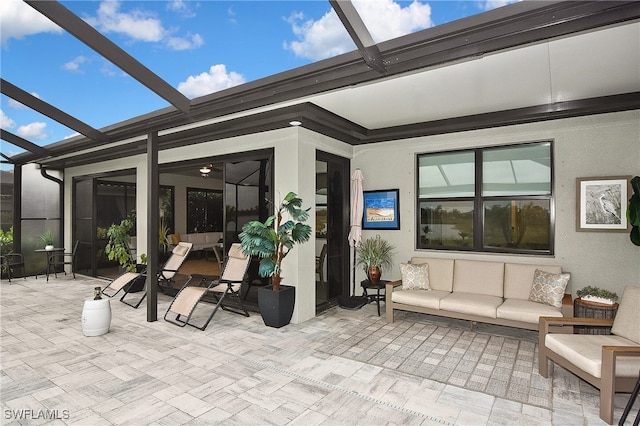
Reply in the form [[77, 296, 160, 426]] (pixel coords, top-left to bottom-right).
[[239, 192, 312, 290], [355, 235, 395, 283], [39, 229, 55, 249], [576, 285, 619, 304]]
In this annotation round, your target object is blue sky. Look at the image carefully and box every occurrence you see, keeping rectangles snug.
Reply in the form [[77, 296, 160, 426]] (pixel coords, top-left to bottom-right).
[[0, 0, 512, 157]]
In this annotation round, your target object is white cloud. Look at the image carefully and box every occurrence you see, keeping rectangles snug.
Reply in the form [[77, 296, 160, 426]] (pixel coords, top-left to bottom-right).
[[0, 0, 62, 47], [177, 65, 245, 99], [62, 56, 89, 73], [166, 34, 204, 51], [16, 122, 48, 141], [285, 0, 433, 61], [167, 0, 196, 19], [0, 110, 16, 130], [87, 0, 203, 51], [88, 0, 166, 42]]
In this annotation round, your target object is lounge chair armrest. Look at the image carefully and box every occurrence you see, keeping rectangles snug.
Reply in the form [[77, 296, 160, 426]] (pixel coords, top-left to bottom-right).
[[539, 316, 614, 336], [386, 280, 402, 291]]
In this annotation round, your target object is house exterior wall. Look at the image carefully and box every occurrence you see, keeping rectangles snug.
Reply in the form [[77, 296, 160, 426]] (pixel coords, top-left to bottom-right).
[[351, 110, 640, 298], [63, 110, 639, 322]]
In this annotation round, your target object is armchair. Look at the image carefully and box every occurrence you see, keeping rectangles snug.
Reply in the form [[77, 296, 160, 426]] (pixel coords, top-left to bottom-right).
[[539, 285, 640, 424], [1, 253, 26, 283]]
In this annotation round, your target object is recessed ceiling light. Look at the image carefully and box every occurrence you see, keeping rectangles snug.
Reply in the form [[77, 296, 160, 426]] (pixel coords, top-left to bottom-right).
[[289, 120, 302, 126], [199, 166, 211, 174]]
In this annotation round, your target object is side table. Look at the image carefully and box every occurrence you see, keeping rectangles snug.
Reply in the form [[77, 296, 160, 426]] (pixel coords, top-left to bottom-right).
[[361, 279, 387, 316], [573, 297, 619, 335]]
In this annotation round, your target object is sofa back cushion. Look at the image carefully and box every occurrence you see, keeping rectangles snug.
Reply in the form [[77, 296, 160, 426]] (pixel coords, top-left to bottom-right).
[[453, 259, 504, 297], [410, 257, 454, 292], [611, 285, 640, 344], [504, 263, 563, 300]]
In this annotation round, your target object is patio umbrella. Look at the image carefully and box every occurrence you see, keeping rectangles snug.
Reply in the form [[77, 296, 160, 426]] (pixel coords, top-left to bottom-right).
[[340, 169, 367, 309]]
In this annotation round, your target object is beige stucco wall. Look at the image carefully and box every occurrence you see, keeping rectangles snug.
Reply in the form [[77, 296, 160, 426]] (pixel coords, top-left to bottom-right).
[[63, 110, 639, 322], [351, 110, 640, 298]]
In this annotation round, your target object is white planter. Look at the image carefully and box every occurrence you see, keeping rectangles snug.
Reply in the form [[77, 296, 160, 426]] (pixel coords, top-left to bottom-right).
[[581, 295, 615, 305], [45, 245, 54, 251]]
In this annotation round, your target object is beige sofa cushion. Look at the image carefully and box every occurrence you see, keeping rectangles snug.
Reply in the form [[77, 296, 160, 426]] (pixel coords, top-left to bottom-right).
[[503, 263, 563, 300], [546, 334, 640, 378], [452, 259, 504, 297], [392, 289, 450, 309], [410, 257, 454, 292], [439, 292, 503, 318], [611, 285, 640, 344], [497, 299, 562, 323]]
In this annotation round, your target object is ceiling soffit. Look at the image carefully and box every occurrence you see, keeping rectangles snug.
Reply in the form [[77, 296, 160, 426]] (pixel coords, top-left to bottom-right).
[[7, 1, 640, 168]]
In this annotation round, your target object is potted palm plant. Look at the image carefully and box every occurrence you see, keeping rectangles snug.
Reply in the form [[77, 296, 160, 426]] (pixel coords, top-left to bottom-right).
[[239, 192, 312, 328], [355, 235, 395, 283]]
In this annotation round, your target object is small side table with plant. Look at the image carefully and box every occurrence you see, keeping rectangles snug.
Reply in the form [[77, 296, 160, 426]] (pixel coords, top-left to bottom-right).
[[574, 286, 619, 335]]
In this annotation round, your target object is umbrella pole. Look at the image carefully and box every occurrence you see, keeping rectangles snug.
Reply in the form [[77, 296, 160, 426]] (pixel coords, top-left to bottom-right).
[[352, 246, 356, 295]]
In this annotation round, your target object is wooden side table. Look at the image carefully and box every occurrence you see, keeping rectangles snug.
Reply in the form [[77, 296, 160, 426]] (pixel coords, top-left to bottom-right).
[[573, 298, 619, 334]]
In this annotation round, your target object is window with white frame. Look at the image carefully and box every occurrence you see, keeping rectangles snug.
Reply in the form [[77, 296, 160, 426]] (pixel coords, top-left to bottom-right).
[[417, 141, 554, 254]]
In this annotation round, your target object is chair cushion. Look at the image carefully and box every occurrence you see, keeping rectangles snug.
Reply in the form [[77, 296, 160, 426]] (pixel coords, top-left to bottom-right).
[[392, 289, 450, 309], [528, 269, 570, 308], [410, 257, 454, 292], [611, 285, 640, 344], [452, 259, 504, 297], [497, 298, 562, 323], [439, 292, 503, 318], [546, 334, 640, 378], [504, 263, 563, 300], [399, 263, 430, 290]]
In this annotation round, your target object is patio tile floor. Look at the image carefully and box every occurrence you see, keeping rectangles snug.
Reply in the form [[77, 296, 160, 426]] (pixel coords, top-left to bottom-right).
[[1, 275, 637, 425]]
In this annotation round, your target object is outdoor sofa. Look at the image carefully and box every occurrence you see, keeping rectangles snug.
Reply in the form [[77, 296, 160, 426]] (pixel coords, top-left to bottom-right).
[[386, 257, 573, 331], [170, 232, 223, 253]]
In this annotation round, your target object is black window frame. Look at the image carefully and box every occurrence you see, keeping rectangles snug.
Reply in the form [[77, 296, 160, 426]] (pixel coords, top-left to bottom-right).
[[416, 141, 555, 255]]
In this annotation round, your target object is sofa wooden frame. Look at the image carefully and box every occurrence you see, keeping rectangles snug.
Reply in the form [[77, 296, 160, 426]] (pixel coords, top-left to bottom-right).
[[538, 316, 640, 424]]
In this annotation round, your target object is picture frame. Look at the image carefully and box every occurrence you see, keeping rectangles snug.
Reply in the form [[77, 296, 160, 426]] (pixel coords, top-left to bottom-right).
[[362, 189, 400, 230], [576, 176, 630, 232]]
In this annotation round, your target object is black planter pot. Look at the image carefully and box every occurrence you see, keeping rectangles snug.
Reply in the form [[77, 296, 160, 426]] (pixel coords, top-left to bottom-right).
[[258, 285, 295, 328]]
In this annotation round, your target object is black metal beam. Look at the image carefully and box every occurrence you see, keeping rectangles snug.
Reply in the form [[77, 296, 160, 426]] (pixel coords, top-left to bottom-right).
[[0, 129, 50, 158], [11, 0, 640, 167], [329, 0, 386, 74], [1, 78, 107, 141], [364, 92, 640, 143], [146, 131, 159, 322], [25, 0, 191, 114]]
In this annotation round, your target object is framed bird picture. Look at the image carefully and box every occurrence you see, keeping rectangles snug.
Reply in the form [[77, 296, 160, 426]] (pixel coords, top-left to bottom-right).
[[576, 176, 631, 232]]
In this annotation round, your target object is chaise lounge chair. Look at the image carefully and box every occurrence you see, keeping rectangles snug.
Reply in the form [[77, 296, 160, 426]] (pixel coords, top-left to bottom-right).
[[103, 241, 193, 308], [164, 243, 250, 330]]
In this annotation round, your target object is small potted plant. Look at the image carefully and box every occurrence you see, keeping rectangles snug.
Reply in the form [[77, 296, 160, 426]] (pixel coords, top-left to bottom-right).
[[576, 285, 619, 305], [40, 230, 55, 251], [355, 235, 395, 283], [239, 192, 312, 328]]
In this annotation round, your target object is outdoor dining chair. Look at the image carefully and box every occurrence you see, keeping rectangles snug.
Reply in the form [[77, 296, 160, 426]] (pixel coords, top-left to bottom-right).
[[1, 253, 26, 283], [47, 240, 79, 281]]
